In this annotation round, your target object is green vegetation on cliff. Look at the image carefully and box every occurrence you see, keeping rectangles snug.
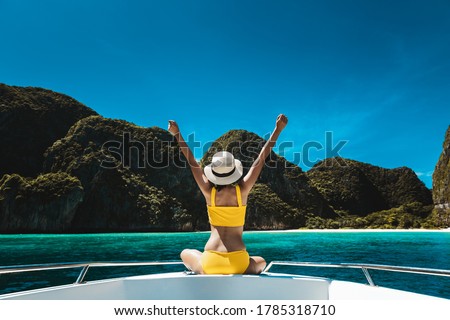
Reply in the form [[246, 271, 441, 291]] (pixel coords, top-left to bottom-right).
[[304, 202, 434, 229], [44, 116, 194, 232], [0, 84, 445, 232], [246, 183, 307, 229], [0, 83, 97, 177], [307, 158, 432, 215], [201, 130, 336, 221], [0, 173, 83, 232], [432, 126, 450, 227]]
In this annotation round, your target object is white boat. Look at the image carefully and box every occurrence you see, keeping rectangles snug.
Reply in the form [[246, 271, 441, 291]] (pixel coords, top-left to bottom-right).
[[1, 261, 449, 300]]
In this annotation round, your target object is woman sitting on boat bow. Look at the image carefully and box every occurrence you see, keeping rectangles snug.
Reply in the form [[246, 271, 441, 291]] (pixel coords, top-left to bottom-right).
[[168, 114, 288, 274]]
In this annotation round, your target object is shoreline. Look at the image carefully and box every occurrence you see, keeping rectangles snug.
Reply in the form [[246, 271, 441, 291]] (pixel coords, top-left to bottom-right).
[[1, 228, 449, 236], [246, 228, 450, 234]]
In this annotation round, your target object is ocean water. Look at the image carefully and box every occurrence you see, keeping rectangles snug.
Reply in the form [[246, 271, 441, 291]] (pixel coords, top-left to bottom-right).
[[0, 231, 449, 298]]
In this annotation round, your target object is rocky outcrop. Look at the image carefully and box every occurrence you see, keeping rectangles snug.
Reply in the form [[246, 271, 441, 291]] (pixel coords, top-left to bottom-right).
[[43, 116, 193, 231], [0, 84, 442, 231], [0, 83, 97, 177], [0, 173, 83, 232], [307, 158, 432, 216], [43, 117, 326, 231], [201, 130, 337, 225], [246, 183, 308, 229], [432, 126, 450, 226]]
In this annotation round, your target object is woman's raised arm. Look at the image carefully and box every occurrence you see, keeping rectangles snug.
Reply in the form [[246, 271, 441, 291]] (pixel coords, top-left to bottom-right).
[[241, 114, 288, 192], [168, 120, 211, 193]]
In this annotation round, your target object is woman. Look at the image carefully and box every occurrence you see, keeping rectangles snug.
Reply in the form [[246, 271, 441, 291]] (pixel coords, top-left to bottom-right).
[[168, 114, 288, 274]]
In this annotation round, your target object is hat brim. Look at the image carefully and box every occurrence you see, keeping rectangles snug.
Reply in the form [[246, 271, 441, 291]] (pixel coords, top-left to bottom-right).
[[204, 159, 244, 185]]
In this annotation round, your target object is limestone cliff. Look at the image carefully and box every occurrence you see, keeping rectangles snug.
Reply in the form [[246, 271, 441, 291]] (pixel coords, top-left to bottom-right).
[[0, 173, 83, 232], [43, 117, 327, 231], [0, 83, 97, 177], [307, 158, 432, 216], [43, 116, 193, 231], [432, 126, 450, 226], [0, 84, 441, 231], [201, 130, 337, 228]]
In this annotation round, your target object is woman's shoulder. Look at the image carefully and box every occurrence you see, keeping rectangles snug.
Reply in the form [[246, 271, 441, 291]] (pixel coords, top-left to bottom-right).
[[237, 181, 250, 194]]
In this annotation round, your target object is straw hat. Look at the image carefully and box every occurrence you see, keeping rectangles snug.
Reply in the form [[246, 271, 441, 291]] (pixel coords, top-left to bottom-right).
[[204, 151, 244, 185]]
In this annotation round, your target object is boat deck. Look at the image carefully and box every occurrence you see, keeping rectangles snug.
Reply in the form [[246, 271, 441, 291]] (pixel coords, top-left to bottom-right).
[[1, 261, 449, 300]]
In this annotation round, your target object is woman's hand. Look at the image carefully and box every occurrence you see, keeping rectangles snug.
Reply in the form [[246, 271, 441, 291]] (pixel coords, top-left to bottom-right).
[[168, 120, 210, 193], [241, 113, 288, 193], [168, 120, 180, 136], [275, 114, 288, 132]]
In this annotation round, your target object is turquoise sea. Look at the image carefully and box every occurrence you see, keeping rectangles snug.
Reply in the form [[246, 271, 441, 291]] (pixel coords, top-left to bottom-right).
[[0, 231, 449, 298]]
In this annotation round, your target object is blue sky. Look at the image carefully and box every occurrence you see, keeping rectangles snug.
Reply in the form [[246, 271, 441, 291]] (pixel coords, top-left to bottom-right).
[[1, 0, 449, 188]]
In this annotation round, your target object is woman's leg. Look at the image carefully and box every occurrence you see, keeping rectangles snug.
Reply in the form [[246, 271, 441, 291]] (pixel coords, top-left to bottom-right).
[[245, 256, 266, 274], [180, 249, 204, 274]]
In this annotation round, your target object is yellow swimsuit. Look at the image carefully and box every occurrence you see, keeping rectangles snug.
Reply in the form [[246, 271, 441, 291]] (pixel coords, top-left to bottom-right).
[[201, 185, 250, 274], [207, 185, 246, 227]]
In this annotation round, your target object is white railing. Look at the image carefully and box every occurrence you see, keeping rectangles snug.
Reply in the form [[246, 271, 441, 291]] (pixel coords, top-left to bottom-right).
[[1, 260, 449, 291], [0, 261, 184, 284], [263, 261, 450, 286]]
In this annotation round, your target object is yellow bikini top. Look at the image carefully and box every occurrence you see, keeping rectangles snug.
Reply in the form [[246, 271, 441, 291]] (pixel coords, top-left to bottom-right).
[[207, 185, 247, 227]]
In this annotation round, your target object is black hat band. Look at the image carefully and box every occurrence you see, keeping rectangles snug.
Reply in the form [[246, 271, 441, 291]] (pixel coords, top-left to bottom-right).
[[212, 167, 236, 178]]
